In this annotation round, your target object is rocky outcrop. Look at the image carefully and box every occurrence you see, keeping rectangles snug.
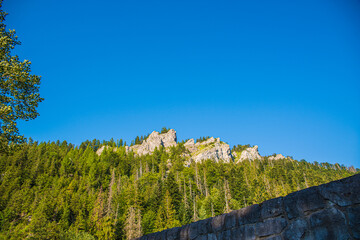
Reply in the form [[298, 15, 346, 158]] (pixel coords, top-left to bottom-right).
[[268, 154, 285, 161], [96, 130, 268, 165], [130, 129, 177, 155], [96, 146, 118, 156], [96, 146, 106, 156], [195, 137, 217, 147], [268, 154, 294, 161], [185, 137, 233, 163], [193, 142, 233, 163], [135, 174, 360, 240], [184, 138, 197, 153], [236, 145, 262, 162], [97, 132, 233, 163]]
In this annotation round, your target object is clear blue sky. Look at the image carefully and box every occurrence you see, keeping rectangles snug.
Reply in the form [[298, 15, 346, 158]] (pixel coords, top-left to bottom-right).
[[4, 0, 360, 167]]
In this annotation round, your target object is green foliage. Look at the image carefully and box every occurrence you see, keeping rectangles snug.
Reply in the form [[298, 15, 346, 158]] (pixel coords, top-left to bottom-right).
[[232, 144, 251, 152], [0, 139, 357, 239], [196, 136, 210, 143], [131, 133, 150, 146], [0, 1, 43, 152], [154, 190, 180, 232], [131, 128, 173, 147], [160, 127, 170, 134]]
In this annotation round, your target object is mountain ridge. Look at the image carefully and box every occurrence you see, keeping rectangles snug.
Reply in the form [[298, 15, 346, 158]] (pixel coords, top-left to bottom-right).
[[96, 129, 291, 165]]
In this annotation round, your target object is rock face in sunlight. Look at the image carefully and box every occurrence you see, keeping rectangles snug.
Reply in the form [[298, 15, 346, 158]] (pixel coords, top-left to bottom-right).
[[127, 130, 233, 163], [131, 129, 177, 155], [185, 137, 233, 163], [268, 153, 286, 161], [184, 138, 196, 152], [236, 145, 262, 162], [96, 129, 177, 156], [96, 129, 293, 165], [96, 145, 117, 156], [96, 146, 106, 156]]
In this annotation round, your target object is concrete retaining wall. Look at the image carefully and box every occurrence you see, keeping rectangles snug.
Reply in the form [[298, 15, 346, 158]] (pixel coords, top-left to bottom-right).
[[135, 174, 360, 239]]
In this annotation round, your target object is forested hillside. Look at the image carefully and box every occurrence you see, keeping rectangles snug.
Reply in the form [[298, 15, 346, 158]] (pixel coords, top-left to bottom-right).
[[0, 138, 357, 239]]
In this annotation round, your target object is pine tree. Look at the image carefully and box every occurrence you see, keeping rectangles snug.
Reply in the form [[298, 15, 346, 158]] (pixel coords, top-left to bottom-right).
[[124, 206, 142, 240], [155, 190, 180, 232], [106, 169, 116, 216], [91, 187, 105, 234], [224, 179, 232, 213]]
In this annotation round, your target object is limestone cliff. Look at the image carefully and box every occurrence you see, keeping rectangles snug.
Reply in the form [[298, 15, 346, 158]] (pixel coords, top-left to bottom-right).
[[96, 129, 286, 165], [97, 129, 177, 156], [96, 145, 117, 156], [130, 129, 177, 155], [268, 153, 286, 161], [185, 137, 233, 163], [235, 145, 262, 162]]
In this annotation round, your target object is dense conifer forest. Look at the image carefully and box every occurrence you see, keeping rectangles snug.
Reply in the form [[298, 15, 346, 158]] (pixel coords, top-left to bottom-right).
[[0, 138, 357, 239]]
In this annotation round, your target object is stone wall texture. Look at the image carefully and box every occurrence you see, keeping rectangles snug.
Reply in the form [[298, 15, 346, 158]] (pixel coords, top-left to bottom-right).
[[135, 174, 360, 240]]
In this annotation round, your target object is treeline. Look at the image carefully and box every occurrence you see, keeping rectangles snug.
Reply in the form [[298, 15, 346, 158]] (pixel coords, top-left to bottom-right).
[[196, 136, 211, 143], [0, 140, 357, 239], [126, 127, 171, 146], [232, 144, 251, 153]]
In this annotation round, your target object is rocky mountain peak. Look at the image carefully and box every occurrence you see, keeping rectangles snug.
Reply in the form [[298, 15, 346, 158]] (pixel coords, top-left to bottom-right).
[[184, 138, 195, 146], [236, 145, 262, 162], [184, 138, 197, 153], [185, 137, 233, 163], [268, 153, 286, 161], [96, 145, 119, 156], [131, 129, 177, 155], [96, 130, 284, 165], [196, 137, 218, 146]]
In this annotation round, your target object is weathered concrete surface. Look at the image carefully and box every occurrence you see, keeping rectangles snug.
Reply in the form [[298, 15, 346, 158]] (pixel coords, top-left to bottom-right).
[[134, 174, 360, 240]]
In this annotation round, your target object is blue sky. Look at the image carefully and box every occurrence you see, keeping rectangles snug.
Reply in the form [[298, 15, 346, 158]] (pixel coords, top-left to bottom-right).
[[4, 0, 360, 167]]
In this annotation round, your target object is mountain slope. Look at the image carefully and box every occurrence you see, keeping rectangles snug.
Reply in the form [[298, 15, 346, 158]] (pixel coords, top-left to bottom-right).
[[0, 130, 357, 239]]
